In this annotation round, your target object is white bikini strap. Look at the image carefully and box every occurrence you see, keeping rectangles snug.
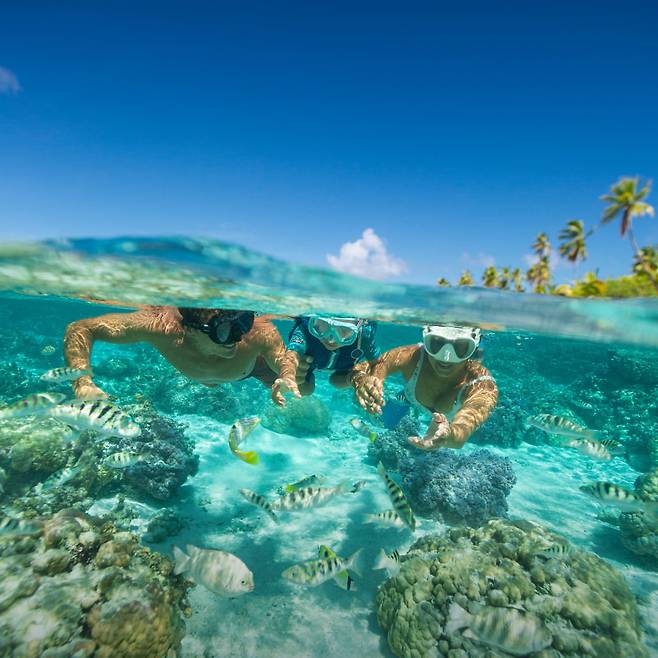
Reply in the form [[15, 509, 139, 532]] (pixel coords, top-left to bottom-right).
[[456, 375, 496, 405]]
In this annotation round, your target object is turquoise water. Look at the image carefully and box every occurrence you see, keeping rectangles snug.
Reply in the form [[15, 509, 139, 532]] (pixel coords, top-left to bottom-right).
[[1, 238, 658, 658]]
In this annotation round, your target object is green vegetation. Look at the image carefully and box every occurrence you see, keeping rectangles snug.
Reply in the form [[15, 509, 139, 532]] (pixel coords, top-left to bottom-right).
[[436, 176, 657, 297]]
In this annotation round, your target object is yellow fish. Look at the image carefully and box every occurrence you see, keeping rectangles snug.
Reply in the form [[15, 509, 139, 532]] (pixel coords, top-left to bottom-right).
[[228, 417, 260, 465]]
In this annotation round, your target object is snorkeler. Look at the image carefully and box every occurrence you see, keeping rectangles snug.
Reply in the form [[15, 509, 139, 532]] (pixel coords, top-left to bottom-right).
[[64, 307, 285, 399], [353, 325, 498, 449], [271, 316, 380, 406]]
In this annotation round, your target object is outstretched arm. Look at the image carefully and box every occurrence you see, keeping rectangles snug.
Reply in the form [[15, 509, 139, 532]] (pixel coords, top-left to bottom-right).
[[409, 364, 498, 450], [353, 345, 417, 414], [64, 311, 165, 398]]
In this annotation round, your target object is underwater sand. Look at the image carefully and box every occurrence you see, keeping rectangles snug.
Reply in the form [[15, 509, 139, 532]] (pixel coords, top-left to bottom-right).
[[134, 413, 658, 658]]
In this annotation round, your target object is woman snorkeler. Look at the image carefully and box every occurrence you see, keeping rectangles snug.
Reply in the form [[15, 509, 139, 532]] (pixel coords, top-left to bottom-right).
[[353, 324, 498, 449], [272, 316, 380, 407]]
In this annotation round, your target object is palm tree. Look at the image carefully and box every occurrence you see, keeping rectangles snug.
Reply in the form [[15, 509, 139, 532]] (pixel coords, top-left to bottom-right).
[[559, 220, 588, 263], [511, 268, 524, 292], [633, 246, 658, 279], [601, 177, 657, 292], [499, 266, 511, 290], [482, 266, 500, 288], [526, 257, 551, 293], [574, 271, 606, 297], [458, 270, 474, 286], [437, 277, 451, 287], [532, 232, 551, 259]]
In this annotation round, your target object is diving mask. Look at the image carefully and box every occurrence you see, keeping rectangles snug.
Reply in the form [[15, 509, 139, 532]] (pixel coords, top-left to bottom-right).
[[422, 325, 480, 363], [307, 317, 361, 346], [201, 311, 255, 345]]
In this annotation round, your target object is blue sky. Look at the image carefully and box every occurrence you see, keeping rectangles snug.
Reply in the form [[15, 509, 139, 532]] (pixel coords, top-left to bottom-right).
[[1, 1, 658, 285]]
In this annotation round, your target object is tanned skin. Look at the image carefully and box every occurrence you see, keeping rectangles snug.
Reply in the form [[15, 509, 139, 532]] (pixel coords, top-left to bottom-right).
[[354, 344, 498, 449], [272, 340, 370, 407], [64, 307, 285, 399]]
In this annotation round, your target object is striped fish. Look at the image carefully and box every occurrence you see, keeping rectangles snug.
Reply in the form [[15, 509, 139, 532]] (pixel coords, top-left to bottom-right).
[[526, 414, 597, 440], [239, 488, 279, 523], [600, 439, 625, 455], [282, 549, 362, 587], [446, 602, 552, 655], [363, 509, 405, 527], [317, 545, 356, 591], [272, 482, 351, 511], [36, 465, 81, 492], [0, 392, 66, 418], [48, 400, 141, 438], [103, 451, 147, 469], [537, 542, 574, 558], [580, 481, 658, 515], [40, 367, 92, 382], [377, 462, 416, 531], [373, 548, 401, 576], [280, 474, 327, 494], [564, 439, 612, 461]]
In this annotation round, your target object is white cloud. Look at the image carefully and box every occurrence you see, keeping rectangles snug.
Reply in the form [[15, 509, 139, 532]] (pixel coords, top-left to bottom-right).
[[326, 228, 407, 280], [460, 251, 496, 268], [0, 66, 21, 94]]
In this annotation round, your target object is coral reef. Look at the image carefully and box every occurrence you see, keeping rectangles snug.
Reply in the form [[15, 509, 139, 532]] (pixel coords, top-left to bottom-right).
[[367, 415, 420, 469], [0, 508, 189, 658], [618, 469, 658, 559], [262, 396, 331, 437], [0, 417, 73, 479], [101, 401, 199, 501], [376, 518, 648, 658], [399, 448, 516, 526], [143, 508, 184, 544], [470, 388, 525, 448]]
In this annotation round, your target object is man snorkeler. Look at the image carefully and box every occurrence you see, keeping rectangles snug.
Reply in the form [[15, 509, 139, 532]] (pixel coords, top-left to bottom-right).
[[353, 324, 498, 449], [271, 316, 380, 407], [64, 307, 285, 399]]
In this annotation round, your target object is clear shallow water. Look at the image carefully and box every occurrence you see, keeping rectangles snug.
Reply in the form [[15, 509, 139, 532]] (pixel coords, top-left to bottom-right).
[[0, 237, 657, 658]]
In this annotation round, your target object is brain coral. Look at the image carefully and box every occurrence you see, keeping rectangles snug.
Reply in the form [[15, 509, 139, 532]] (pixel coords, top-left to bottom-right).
[[376, 518, 647, 658]]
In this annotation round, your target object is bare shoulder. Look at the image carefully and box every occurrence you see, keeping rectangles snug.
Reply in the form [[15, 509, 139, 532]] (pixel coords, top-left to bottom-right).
[[249, 316, 283, 344]]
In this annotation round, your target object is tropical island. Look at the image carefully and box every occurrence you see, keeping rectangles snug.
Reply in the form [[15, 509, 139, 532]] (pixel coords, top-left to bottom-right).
[[438, 177, 657, 298]]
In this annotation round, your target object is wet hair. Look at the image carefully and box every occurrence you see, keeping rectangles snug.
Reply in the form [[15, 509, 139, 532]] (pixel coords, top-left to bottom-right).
[[178, 307, 243, 329]]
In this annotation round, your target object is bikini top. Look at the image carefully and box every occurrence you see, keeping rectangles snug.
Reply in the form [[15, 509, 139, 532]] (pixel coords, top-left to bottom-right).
[[402, 345, 495, 419]]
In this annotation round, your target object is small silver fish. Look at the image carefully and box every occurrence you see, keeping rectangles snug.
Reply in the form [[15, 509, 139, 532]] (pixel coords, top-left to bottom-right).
[[580, 481, 658, 515], [564, 439, 612, 461], [48, 400, 141, 438], [239, 488, 279, 523], [40, 367, 92, 382], [350, 480, 368, 493], [37, 465, 81, 492], [349, 418, 378, 442], [600, 439, 625, 455], [272, 482, 352, 511], [377, 462, 416, 531], [373, 548, 401, 575], [0, 392, 66, 418], [282, 549, 362, 587], [103, 451, 147, 469], [526, 414, 596, 440], [537, 542, 574, 558], [40, 345, 56, 355], [363, 509, 405, 527], [446, 602, 552, 655], [173, 544, 254, 596]]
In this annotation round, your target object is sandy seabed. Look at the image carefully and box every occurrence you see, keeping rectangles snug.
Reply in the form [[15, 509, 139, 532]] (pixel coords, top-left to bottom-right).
[[149, 414, 658, 658]]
